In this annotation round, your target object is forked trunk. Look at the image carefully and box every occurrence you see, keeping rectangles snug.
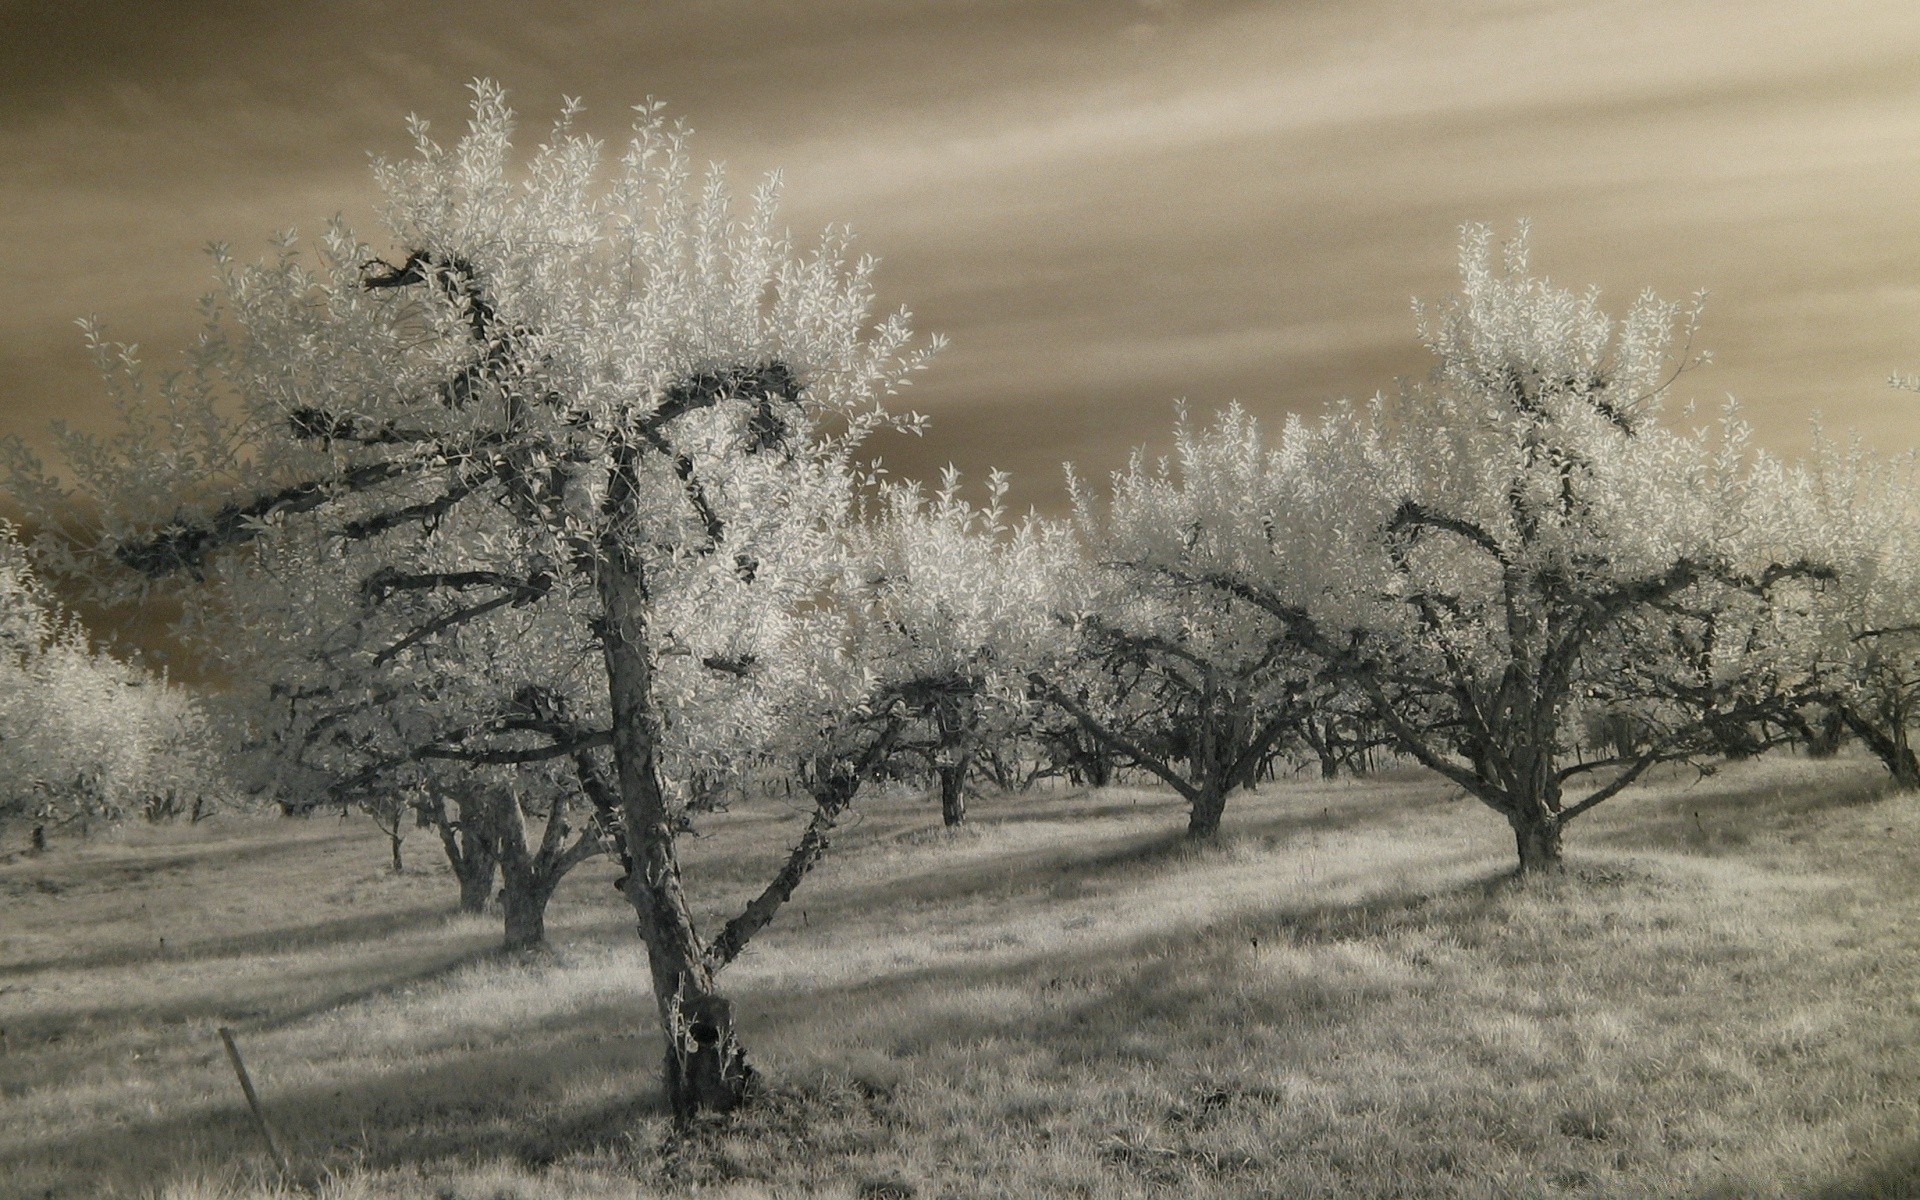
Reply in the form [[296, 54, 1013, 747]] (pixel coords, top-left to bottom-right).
[[502, 881, 553, 951], [478, 788, 570, 952], [1502, 735, 1568, 873], [600, 558, 754, 1122]]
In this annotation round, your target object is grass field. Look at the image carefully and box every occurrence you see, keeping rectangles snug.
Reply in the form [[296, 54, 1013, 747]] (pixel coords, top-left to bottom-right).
[[3, 753, 1919, 1199]]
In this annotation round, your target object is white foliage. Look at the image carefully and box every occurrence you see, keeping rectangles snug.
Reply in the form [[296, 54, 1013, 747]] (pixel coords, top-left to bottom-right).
[[0, 525, 219, 828]]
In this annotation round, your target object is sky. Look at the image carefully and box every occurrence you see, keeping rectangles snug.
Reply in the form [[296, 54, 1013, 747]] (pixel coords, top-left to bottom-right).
[[10, 0, 1920, 514]]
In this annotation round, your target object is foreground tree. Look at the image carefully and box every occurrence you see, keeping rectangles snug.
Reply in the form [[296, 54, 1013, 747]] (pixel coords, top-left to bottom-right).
[[10, 85, 933, 1118], [1115, 228, 1827, 870]]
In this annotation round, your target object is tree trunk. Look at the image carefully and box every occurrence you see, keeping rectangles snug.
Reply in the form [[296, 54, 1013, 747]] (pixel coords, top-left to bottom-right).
[[1509, 809, 1565, 873], [1804, 708, 1847, 758], [502, 880, 553, 951], [477, 788, 557, 951], [938, 753, 970, 827], [1839, 703, 1920, 789], [600, 557, 754, 1122], [458, 857, 497, 915], [1187, 777, 1228, 839], [388, 829, 404, 874], [1890, 734, 1920, 791], [28, 824, 45, 854], [431, 795, 499, 915]]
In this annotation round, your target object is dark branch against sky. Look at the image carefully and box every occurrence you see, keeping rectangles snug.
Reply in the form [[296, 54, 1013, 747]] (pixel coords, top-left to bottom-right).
[[8, 0, 1920, 513]]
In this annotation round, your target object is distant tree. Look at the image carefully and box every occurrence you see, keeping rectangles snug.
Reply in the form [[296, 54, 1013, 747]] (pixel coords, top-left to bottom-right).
[[1112, 227, 1828, 871], [7, 84, 934, 1119], [853, 469, 1065, 826], [0, 523, 221, 847], [1797, 434, 1920, 786], [190, 504, 613, 947], [1043, 414, 1329, 839]]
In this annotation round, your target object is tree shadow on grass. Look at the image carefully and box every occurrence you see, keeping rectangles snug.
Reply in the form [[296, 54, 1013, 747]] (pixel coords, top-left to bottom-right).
[[1, 901, 459, 979], [1585, 759, 1895, 857], [0, 935, 505, 1120], [1, 862, 1506, 1194], [1806, 1139, 1920, 1199], [784, 778, 1463, 930], [0, 823, 366, 896]]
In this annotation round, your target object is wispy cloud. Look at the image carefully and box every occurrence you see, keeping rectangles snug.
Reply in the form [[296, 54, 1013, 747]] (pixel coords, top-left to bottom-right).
[[8, 0, 1920, 510]]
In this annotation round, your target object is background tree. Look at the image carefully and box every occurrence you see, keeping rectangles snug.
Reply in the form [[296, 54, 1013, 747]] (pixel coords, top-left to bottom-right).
[[0, 523, 221, 848], [1044, 413, 1331, 839], [1110, 228, 1827, 871], [1797, 434, 1920, 786], [854, 469, 1064, 826]]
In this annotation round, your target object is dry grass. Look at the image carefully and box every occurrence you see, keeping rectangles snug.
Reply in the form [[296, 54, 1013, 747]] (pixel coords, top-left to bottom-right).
[[4, 754, 1920, 1198]]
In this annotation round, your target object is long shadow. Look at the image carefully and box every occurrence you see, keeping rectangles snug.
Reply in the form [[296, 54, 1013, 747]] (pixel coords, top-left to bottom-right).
[[2, 901, 457, 978], [1805, 1138, 1920, 1199], [0, 824, 365, 895], [1584, 760, 1895, 857], [0, 936, 504, 1106], [0, 864, 1507, 1193], [790, 779, 1463, 927]]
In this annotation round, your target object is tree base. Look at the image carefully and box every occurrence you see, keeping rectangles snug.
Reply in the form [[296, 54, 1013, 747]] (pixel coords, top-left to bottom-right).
[[665, 993, 757, 1123]]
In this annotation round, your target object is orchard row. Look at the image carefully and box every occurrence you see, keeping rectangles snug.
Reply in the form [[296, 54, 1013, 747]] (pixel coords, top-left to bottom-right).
[[5, 84, 1914, 1122]]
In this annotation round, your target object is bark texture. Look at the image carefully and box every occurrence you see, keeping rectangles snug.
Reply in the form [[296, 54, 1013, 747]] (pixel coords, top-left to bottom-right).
[[601, 558, 754, 1120]]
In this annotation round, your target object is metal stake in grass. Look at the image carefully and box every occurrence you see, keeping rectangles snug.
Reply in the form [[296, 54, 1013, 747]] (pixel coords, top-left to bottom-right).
[[218, 1026, 292, 1177]]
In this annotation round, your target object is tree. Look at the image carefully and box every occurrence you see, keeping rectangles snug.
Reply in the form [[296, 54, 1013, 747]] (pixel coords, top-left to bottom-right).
[[1044, 410, 1337, 839], [9, 84, 934, 1118], [1109, 227, 1827, 870], [1796, 434, 1920, 786], [0, 523, 221, 846], [180, 499, 614, 947], [852, 469, 1064, 826]]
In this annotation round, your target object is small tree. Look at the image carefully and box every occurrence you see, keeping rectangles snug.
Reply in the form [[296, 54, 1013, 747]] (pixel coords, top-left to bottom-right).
[[0, 523, 221, 846], [1798, 434, 1920, 786]]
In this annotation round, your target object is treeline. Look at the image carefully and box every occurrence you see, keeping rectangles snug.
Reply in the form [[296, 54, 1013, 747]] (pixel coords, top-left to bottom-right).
[[6, 84, 1917, 1123]]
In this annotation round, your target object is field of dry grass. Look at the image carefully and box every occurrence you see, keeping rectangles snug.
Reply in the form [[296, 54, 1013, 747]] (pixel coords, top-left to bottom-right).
[[4, 753, 1919, 1199]]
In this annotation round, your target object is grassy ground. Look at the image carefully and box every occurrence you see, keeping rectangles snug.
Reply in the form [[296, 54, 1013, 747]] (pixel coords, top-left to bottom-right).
[[4, 753, 1919, 1199]]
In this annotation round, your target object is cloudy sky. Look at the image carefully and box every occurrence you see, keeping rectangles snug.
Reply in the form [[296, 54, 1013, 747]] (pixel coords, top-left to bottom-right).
[[9, 0, 1920, 512]]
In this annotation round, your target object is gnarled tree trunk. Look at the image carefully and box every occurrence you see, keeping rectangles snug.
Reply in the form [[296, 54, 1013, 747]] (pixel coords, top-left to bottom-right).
[[1840, 701, 1920, 789], [601, 558, 754, 1122], [1509, 808, 1565, 873], [1506, 739, 1568, 874]]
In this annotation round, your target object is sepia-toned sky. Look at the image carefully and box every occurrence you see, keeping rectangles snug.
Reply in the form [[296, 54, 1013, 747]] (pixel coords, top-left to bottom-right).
[[10, 0, 1920, 514]]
